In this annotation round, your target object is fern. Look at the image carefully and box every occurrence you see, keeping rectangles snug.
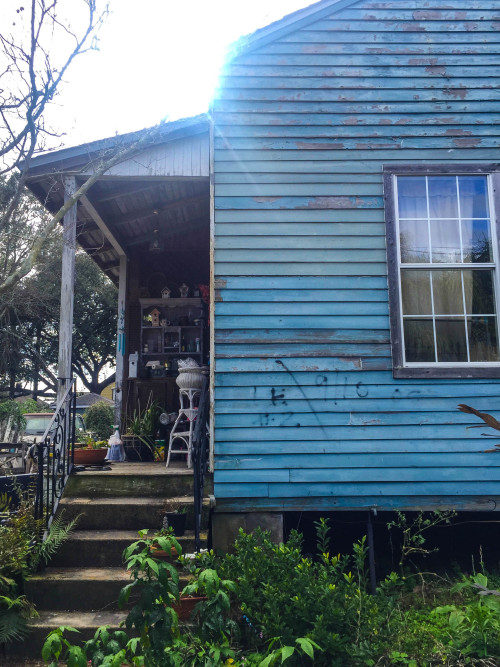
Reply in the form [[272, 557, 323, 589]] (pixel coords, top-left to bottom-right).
[[0, 594, 37, 644], [0, 492, 10, 514], [30, 510, 81, 571]]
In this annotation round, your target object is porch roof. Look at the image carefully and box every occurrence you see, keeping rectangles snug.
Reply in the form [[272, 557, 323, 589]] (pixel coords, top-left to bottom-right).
[[23, 114, 210, 284]]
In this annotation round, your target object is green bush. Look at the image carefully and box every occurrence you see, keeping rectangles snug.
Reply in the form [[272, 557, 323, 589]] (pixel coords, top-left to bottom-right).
[[0, 400, 26, 433], [83, 401, 114, 441], [39, 522, 500, 667]]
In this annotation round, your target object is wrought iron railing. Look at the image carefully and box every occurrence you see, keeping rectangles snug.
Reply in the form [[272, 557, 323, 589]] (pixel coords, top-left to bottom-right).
[[191, 376, 209, 552], [34, 378, 76, 537]]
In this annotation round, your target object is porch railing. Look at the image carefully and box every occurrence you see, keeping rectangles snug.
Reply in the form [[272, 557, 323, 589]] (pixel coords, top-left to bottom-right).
[[191, 376, 209, 552], [34, 378, 76, 537]]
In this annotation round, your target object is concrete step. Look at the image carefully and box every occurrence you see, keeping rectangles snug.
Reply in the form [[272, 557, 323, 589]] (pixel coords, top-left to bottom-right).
[[51, 529, 208, 567], [6, 610, 128, 659], [25, 567, 191, 611], [65, 463, 214, 498], [59, 496, 210, 531]]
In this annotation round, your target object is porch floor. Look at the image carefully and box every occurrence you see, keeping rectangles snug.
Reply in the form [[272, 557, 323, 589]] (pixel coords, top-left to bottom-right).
[[76, 460, 193, 476]]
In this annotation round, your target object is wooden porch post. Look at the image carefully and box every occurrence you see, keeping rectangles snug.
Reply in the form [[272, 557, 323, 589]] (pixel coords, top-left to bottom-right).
[[114, 255, 127, 426], [57, 176, 77, 403]]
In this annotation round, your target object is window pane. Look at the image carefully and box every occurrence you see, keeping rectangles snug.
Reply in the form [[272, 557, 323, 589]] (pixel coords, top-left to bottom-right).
[[429, 219, 460, 263], [468, 317, 499, 362], [404, 319, 435, 362], [432, 271, 463, 315], [463, 270, 495, 314], [458, 175, 489, 219], [397, 176, 427, 218], [435, 319, 467, 362], [428, 176, 459, 218], [401, 270, 431, 315], [400, 219, 429, 263], [462, 219, 492, 263]]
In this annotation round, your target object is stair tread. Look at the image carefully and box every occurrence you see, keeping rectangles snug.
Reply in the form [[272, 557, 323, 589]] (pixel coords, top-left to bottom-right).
[[60, 495, 208, 505], [65, 529, 207, 541], [30, 610, 127, 628], [29, 567, 193, 581], [29, 567, 132, 582], [75, 462, 202, 476]]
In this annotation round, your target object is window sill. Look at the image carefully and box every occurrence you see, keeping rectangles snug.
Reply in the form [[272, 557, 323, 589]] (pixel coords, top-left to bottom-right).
[[393, 366, 500, 379]]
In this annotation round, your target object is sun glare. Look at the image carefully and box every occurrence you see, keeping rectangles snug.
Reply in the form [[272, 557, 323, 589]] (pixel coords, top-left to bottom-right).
[[42, 0, 314, 147]]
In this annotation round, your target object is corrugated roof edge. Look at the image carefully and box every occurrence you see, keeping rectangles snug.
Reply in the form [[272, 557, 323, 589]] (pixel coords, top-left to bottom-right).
[[24, 112, 209, 173], [226, 0, 359, 62]]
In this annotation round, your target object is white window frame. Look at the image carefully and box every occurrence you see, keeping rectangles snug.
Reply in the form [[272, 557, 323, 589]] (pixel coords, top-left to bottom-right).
[[384, 164, 500, 379]]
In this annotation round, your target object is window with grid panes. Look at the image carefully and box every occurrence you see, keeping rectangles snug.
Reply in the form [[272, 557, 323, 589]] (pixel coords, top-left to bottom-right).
[[384, 167, 500, 378]]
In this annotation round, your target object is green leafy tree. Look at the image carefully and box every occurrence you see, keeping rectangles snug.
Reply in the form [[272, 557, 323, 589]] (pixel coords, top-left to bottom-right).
[[84, 401, 114, 441]]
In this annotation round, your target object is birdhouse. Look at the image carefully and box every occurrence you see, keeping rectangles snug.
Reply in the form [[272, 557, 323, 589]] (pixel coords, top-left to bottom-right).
[[150, 308, 161, 328], [161, 286, 171, 299]]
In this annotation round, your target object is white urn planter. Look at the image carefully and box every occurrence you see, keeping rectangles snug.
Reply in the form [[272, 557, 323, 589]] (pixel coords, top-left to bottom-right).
[[175, 368, 204, 390]]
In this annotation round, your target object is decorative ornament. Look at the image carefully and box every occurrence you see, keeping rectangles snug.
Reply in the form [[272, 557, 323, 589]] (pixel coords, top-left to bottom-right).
[[150, 308, 161, 328], [161, 286, 171, 299], [179, 283, 189, 298]]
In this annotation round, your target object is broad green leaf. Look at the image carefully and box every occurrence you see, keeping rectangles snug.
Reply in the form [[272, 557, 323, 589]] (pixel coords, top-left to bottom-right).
[[145, 558, 159, 575], [296, 637, 314, 659], [95, 625, 110, 643], [111, 648, 127, 667], [474, 573, 488, 588], [112, 630, 129, 647], [127, 636, 141, 654], [281, 646, 294, 662], [67, 645, 87, 667], [42, 634, 62, 662], [449, 610, 465, 630], [118, 582, 135, 608]]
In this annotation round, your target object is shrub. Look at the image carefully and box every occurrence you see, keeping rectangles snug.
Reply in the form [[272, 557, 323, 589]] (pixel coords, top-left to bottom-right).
[[83, 401, 114, 441], [0, 400, 26, 433], [39, 523, 500, 667]]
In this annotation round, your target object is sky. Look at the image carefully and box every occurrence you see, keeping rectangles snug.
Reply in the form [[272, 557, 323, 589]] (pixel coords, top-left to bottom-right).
[[39, 0, 315, 148]]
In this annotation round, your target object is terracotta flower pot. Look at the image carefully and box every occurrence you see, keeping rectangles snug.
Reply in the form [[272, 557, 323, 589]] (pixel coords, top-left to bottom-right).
[[173, 595, 208, 621], [73, 448, 108, 465], [150, 545, 180, 559]]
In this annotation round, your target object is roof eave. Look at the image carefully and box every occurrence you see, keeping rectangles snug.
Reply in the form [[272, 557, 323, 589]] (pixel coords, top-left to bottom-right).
[[23, 113, 210, 178], [227, 0, 359, 61]]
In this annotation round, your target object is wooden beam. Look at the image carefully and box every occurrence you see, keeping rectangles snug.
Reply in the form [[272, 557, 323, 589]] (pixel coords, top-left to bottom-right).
[[115, 256, 127, 425], [113, 193, 208, 227], [100, 260, 121, 272], [82, 240, 116, 256], [79, 194, 127, 256], [92, 181, 161, 204], [57, 177, 77, 402], [126, 216, 208, 247]]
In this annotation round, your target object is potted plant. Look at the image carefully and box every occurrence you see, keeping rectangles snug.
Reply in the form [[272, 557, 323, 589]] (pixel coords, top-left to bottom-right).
[[123, 396, 161, 462], [74, 434, 108, 465], [149, 526, 181, 559], [161, 500, 188, 537]]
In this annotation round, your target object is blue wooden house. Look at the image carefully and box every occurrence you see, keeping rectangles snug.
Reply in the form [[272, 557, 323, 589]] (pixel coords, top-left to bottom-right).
[[210, 0, 500, 535], [25, 0, 500, 544]]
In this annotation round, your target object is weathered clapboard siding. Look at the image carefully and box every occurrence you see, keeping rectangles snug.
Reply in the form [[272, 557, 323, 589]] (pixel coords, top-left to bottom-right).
[[212, 0, 500, 512], [94, 134, 209, 178]]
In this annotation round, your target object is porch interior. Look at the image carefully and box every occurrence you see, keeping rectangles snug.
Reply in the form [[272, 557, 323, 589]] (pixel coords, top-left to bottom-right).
[[25, 120, 212, 463]]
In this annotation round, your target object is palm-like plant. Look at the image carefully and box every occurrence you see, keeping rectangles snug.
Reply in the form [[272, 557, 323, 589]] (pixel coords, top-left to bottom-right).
[[458, 404, 500, 452]]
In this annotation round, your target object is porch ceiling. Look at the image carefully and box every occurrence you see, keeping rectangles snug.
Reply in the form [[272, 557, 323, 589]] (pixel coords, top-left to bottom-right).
[[28, 176, 210, 283], [24, 115, 210, 284]]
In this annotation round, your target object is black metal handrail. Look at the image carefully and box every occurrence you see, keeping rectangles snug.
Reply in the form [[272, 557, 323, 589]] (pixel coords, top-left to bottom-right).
[[34, 378, 76, 537], [191, 376, 209, 552]]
